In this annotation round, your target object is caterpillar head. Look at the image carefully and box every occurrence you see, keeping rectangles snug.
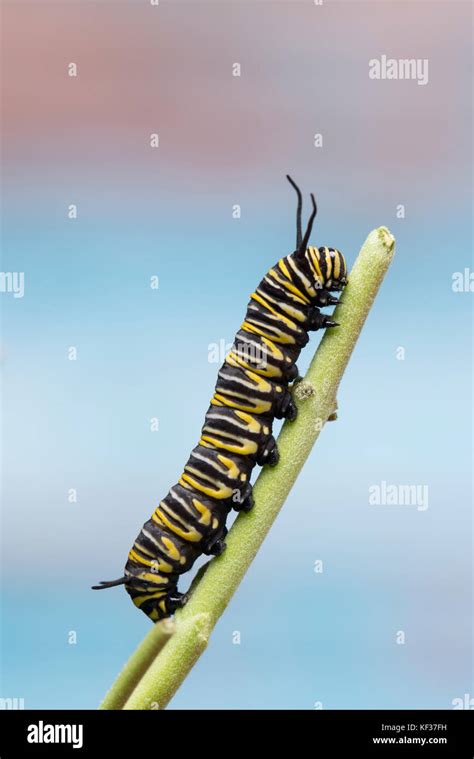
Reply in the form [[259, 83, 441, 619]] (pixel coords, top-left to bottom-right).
[[286, 176, 348, 295], [305, 245, 348, 291]]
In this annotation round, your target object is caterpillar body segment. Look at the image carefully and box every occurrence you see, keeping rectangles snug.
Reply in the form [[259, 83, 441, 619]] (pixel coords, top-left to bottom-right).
[[92, 176, 348, 622]]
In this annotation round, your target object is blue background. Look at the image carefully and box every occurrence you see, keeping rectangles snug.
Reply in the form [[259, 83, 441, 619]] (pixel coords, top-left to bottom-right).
[[1, 0, 472, 709]]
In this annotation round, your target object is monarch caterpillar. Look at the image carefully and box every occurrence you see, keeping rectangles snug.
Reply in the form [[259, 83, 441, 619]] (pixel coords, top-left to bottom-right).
[[93, 176, 348, 621]]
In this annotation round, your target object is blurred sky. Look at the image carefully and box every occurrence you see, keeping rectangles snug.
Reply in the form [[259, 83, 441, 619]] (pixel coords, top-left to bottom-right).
[[1, 0, 472, 709]]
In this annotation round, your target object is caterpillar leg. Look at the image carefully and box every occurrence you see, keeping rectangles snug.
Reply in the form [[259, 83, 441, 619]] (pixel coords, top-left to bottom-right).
[[167, 591, 187, 614], [307, 310, 339, 331], [275, 390, 297, 421], [232, 482, 253, 511], [285, 363, 299, 382], [257, 435, 279, 467], [203, 527, 228, 557], [291, 373, 304, 386], [316, 290, 341, 308], [267, 444, 279, 466], [206, 538, 226, 557], [232, 485, 254, 513]]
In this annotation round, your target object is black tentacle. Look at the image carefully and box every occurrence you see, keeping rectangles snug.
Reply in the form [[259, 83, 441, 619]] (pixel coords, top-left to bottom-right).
[[286, 174, 303, 248]]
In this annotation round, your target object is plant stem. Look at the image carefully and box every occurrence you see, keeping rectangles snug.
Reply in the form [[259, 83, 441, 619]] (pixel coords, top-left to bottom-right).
[[101, 226, 395, 711], [99, 618, 176, 709]]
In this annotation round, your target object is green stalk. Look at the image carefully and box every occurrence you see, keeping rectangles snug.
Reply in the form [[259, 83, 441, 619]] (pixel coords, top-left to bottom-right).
[[100, 618, 176, 709], [100, 226, 395, 710]]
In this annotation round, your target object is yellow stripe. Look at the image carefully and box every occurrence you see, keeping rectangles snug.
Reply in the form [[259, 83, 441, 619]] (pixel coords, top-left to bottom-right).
[[161, 496, 199, 523], [202, 424, 258, 444], [162, 535, 185, 564], [133, 590, 166, 608], [180, 472, 233, 500], [287, 255, 317, 298], [191, 497, 213, 525], [226, 350, 282, 378], [217, 454, 241, 479], [268, 269, 310, 304], [129, 548, 152, 566], [132, 541, 154, 558], [243, 368, 273, 392], [241, 320, 296, 345], [215, 379, 271, 401], [235, 410, 262, 432], [185, 463, 226, 485], [131, 571, 170, 585], [211, 392, 272, 414], [262, 336, 284, 360], [199, 434, 258, 456], [278, 258, 291, 279], [129, 548, 174, 574], [250, 291, 297, 329], [324, 247, 333, 279], [152, 508, 201, 542], [256, 288, 306, 322], [307, 246, 323, 281]]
